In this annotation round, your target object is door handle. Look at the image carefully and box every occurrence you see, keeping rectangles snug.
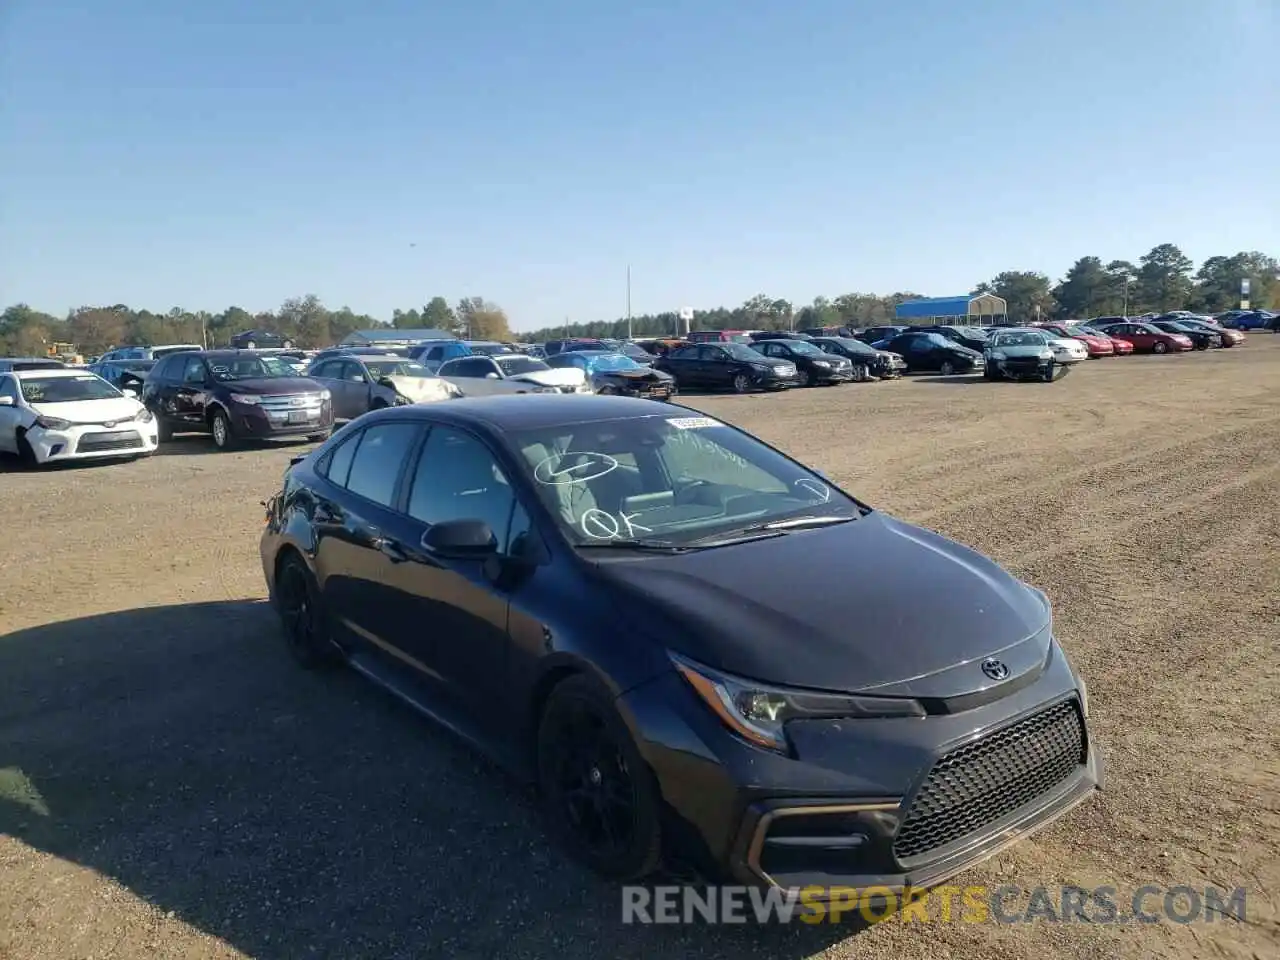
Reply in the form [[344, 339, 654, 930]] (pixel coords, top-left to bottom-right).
[[376, 537, 408, 563]]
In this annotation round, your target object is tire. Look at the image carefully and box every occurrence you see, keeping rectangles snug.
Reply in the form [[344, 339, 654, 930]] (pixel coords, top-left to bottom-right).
[[1041, 362, 1056, 382], [16, 431, 36, 466], [731, 373, 752, 394], [939, 360, 956, 376], [984, 365, 1000, 381], [155, 410, 173, 442], [210, 408, 237, 450], [536, 675, 663, 881], [1152, 341, 1168, 354], [796, 369, 811, 387], [274, 552, 340, 668], [308, 428, 332, 443], [1194, 340, 1208, 351], [370, 399, 389, 411]]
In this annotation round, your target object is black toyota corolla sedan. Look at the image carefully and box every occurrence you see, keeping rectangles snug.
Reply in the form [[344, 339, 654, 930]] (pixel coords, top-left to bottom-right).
[[260, 397, 1101, 894]]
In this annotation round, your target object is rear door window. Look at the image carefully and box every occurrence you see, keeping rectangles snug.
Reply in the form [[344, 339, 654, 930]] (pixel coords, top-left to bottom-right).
[[340, 422, 419, 506]]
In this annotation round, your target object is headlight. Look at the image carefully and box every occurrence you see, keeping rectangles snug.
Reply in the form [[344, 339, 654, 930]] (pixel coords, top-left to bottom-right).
[[671, 653, 924, 753], [990, 351, 1006, 360], [1077, 672, 1090, 718], [532, 385, 558, 394], [812, 360, 831, 368], [229, 393, 261, 405], [1040, 350, 1054, 360], [136, 407, 154, 423], [318, 389, 331, 400], [34, 415, 72, 430]]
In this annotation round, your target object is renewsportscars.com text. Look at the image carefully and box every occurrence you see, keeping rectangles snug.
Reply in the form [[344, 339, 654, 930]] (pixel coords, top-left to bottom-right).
[[621, 884, 1248, 925]]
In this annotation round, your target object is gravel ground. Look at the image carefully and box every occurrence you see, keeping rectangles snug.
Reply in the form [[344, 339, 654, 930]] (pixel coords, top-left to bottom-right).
[[1, 340, 1278, 960]]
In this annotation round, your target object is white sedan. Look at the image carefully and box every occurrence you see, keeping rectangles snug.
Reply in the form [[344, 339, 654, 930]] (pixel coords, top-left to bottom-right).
[[437, 354, 590, 396], [0, 368, 160, 465]]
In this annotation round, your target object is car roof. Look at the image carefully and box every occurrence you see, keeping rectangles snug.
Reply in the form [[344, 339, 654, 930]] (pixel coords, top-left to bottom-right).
[[360, 394, 696, 432], [12, 367, 107, 379]]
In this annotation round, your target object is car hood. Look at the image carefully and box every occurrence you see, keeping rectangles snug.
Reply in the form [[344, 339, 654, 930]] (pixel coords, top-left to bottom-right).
[[595, 367, 673, 382], [988, 344, 1052, 358], [217, 377, 323, 395], [512, 368, 585, 387], [383, 375, 457, 402], [31, 395, 145, 423], [596, 511, 1051, 696], [950, 344, 985, 358]]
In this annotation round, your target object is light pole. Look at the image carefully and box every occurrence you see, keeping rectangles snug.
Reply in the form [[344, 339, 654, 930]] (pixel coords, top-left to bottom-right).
[[626, 265, 632, 340], [1122, 276, 1133, 318]]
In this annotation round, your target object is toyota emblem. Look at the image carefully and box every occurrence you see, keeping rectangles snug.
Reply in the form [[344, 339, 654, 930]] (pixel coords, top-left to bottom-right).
[[103, 420, 117, 428], [981, 658, 1010, 681]]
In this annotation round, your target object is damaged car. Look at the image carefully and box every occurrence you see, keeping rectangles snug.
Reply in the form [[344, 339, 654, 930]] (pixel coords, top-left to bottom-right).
[[546, 350, 677, 399], [984, 328, 1075, 381], [306, 353, 460, 422]]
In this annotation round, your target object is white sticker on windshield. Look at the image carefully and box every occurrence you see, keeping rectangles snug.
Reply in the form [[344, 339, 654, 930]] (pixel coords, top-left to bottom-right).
[[666, 416, 720, 430], [211, 365, 230, 373], [533, 452, 619, 486]]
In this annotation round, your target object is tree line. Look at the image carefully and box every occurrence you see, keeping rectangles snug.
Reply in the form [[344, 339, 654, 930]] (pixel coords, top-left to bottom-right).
[[2, 243, 1274, 357], [0, 295, 514, 358]]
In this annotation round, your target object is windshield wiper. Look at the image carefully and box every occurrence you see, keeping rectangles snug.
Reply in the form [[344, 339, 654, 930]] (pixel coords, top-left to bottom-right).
[[575, 538, 689, 553], [682, 514, 857, 548]]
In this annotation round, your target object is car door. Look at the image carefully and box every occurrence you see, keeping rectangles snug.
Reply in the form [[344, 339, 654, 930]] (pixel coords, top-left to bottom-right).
[[175, 354, 212, 425], [656, 346, 697, 387], [444, 357, 505, 395], [307, 360, 346, 417], [0, 375, 21, 453], [310, 420, 424, 653], [890, 334, 928, 370], [336, 359, 375, 418], [698, 344, 732, 387], [1123, 324, 1154, 350], [367, 423, 530, 712]]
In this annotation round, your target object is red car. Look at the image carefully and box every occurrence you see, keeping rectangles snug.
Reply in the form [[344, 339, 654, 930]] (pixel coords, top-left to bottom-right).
[[1095, 321, 1193, 354], [1039, 323, 1115, 357]]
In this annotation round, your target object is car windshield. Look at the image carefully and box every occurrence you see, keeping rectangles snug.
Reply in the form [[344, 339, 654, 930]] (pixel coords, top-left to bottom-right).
[[586, 353, 641, 372], [992, 331, 1047, 347], [20, 375, 121, 403], [511, 414, 860, 547], [831, 337, 874, 354], [496, 355, 551, 375], [470, 343, 513, 356], [208, 356, 296, 380], [923, 333, 954, 347], [722, 343, 767, 361], [619, 343, 652, 359], [364, 359, 434, 378]]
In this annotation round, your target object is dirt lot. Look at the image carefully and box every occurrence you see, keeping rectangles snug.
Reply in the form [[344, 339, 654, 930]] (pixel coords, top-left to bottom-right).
[[2, 339, 1278, 960]]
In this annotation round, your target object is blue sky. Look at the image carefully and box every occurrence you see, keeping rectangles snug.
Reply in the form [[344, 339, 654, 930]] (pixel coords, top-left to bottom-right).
[[2, 0, 1276, 331]]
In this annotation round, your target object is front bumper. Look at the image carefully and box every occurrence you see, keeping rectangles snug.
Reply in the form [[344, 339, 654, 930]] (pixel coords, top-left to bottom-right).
[[618, 641, 1101, 895], [993, 357, 1052, 378], [29, 420, 160, 463], [758, 372, 801, 390], [229, 401, 334, 438], [809, 365, 854, 383]]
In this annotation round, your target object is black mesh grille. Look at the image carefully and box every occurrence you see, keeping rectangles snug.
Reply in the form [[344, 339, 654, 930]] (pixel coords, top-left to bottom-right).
[[894, 699, 1085, 861], [75, 430, 143, 453]]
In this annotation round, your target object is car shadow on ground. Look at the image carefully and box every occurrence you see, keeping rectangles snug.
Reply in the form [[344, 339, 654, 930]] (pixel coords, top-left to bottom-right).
[[0, 603, 852, 959], [155, 435, 317, 456], [910, 375, 992, 385]]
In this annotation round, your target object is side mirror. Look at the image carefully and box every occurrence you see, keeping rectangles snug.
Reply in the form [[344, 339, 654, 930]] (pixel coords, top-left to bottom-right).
[[421, 519, 498, 559]]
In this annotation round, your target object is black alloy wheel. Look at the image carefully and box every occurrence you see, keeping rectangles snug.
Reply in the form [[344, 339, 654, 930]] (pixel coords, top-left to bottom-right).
[[537, 676, 662, 880], [275, 554, 338, 668]]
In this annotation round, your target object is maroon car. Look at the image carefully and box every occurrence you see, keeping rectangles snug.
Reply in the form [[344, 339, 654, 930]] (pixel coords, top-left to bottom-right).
[[1095, 321, 1194, 354]]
